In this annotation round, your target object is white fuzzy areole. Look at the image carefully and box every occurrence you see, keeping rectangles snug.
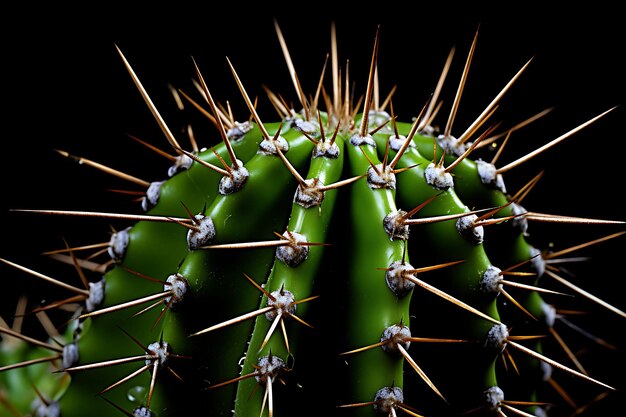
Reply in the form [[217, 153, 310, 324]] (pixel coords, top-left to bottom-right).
[[383, 210, 410, 241], [187, 214, 215, 250], [385, 260, 416, 297], [484, 323, 509, 353], [108, 226, 131, 262], [540, 301, 556, 327], [275, 231, 309, 267], [349, 133, 376, 147], [373, 386, 403, 415], [133, 407, 153, 417], [142, 180, 165, 212], [437, 133, 470, 157], [480, 265, 503, 294], [146, 341, 170, 367], [62, 342, 79, 369], [380, 323, 412, 354], [85, 279, 105, 312], [388, 134, 415, 152], [254, 355, 286, 384], [33, 399, 61, 417], [367, 164, 396, 190], [511, 202, 529, 235], [258, 136, 289, 155], [476, 159, 507, 193], [312, 140, 340, 159], [456, 213, 484, 245], [294, 178, 325, 208], [483, 386, 504, 411], [167, 153, 193, 177], [265, 289, 296, 321], [292, 118, 318, 134], [219, 160, 249, 195], [424, 162, 454, 190], [226, 121, 253, 141], [164, 273, 189, 306], [529, 246, 546, 278]]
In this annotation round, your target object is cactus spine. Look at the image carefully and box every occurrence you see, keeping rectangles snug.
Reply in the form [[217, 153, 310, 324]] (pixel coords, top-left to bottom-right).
[[2, 18, 624, 417]]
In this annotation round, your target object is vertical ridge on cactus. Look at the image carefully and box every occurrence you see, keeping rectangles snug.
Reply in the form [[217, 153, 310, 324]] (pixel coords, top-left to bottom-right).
[[2, 10, 624, 417]]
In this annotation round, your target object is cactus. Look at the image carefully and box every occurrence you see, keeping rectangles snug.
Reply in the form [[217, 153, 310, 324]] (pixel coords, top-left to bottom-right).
[[2, 15, 624, 417]]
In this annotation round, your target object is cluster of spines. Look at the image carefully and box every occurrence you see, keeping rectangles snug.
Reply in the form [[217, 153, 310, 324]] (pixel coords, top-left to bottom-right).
[[1, 22, 624, 417]]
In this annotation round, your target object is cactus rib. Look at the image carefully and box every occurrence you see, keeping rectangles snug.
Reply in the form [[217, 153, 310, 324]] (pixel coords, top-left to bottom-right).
[[2, 17, 624, 417]]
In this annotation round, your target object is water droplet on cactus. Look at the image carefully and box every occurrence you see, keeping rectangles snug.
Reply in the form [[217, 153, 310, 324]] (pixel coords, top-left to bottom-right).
[[127, 386, 147, 405]]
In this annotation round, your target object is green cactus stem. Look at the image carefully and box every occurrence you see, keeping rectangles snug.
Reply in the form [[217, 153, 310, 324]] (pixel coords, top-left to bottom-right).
[[2, 14, 624, 417]]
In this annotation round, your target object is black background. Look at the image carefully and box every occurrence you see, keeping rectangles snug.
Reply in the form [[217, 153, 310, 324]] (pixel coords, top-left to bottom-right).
[[3, 3, 625, 416]]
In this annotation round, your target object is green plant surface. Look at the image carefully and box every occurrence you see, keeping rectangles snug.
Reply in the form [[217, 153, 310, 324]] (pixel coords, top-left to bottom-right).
[[3, 9, 625, 417]]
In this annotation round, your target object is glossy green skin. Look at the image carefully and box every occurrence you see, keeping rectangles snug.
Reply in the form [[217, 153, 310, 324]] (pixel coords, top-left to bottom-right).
[[371, 127, 502, 414], [342, 140, 410, 416], [0, 121, 506, 417], [156, 124, 314, 415], [234, 135, 346, 416], [3, 111, 608, 417], [409, 129, 548, 414], [56, 125, 265, 416]]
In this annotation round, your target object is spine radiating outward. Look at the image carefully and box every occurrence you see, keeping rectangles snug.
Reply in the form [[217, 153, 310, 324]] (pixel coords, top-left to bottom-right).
[[0, 21, 623, 417]]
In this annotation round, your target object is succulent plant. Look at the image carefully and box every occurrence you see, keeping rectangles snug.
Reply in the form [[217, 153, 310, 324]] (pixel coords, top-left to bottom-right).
[[2, 14, 624, 417]]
